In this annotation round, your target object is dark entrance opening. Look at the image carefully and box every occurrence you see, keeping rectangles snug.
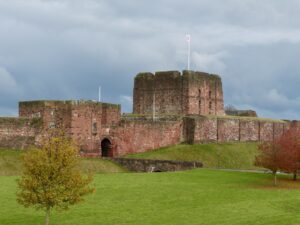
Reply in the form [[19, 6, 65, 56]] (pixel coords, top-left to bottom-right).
[[101, 138, 112, 157]]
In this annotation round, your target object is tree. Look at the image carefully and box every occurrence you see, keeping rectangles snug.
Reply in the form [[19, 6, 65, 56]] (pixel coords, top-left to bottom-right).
[[17, 135, 94, 225], [224, 104, 237, 112], [255, 140, 284, 186], [256, 126, 300, 185], [277, 127, 300, 180]]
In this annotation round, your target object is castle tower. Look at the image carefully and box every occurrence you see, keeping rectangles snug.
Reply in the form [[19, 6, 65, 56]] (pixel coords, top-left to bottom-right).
[[133, 70, 225, 116]]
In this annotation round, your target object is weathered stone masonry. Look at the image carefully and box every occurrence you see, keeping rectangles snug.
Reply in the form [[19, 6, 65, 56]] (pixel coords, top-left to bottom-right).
[[0, 117, 42, 149], [133, 70, 225, 116], [0, 70, 299, 157]]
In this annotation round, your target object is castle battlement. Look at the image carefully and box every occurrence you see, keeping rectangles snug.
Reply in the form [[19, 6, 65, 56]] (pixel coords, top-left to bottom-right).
[[133, 70, 224, 116]]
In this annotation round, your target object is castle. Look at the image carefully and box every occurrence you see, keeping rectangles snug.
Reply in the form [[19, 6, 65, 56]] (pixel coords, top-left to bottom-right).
[[0, 70, 297, 157]]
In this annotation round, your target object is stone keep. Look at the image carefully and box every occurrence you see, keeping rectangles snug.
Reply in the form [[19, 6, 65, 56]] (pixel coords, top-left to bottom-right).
[[133, 70, 225, 116]]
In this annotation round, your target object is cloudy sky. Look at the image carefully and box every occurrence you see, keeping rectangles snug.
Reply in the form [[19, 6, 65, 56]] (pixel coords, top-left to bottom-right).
[[1, 0, 300, 119]]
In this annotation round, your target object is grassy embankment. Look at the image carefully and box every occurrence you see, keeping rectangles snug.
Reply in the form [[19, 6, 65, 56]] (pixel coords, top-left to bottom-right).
[[0, 142, 260, 175], [126, 142, 259, 169], [2, 169, 300, 225], [0, 149, 126, 176]]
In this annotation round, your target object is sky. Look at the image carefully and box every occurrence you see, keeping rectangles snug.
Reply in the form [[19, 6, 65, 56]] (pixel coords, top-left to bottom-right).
[[0, 0, 300, 120]]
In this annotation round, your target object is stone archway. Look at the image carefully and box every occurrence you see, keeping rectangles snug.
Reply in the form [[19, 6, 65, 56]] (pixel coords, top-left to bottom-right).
[[101, 138, 113, 157]]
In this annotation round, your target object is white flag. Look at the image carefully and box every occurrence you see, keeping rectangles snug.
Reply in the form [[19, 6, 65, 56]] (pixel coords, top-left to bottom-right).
[[186, 34, 191, 42]]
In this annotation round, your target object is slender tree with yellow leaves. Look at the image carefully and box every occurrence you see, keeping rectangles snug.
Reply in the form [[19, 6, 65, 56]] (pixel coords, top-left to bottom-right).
[[17, 135, 94, 225]]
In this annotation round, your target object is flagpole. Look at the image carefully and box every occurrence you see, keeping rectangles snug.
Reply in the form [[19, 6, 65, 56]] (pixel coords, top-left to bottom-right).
[[98, 86, 101, 102], [153, 91, 156, 121], [186, 34, 191, 70]]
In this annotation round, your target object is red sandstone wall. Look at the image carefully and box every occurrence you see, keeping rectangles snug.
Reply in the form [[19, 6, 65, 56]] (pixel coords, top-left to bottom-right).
[[183, 71, 224, 116], [101, 103, 121, 126], [133, 70, 225, 116], [192, 116, 287, 143], [193, 117, 218, 142], [154, 71, 183, 114], [133, 72, 155, 115], [0, 117, 42, 149], [19, 100, 121, 153], [133, 71, 183, 115], [259, 122, 274, 141], [274, 123, 285, 139], [109, 120, 183, 156], [19, 101, 72, 131], [217, 118, 240, 142], [240, 120, 259, 141], [15, 100, 296, 156], [70, 103, 102, 152]]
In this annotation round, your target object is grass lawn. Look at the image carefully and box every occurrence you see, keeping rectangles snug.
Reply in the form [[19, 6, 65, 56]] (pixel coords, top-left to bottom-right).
[[0, 149, 126, 176], [126, 142, 259, 169], [1, 169, 300, 225]]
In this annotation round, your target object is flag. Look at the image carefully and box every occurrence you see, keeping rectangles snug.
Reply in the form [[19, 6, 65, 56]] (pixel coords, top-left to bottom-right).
[[186, 34, 191, 43]]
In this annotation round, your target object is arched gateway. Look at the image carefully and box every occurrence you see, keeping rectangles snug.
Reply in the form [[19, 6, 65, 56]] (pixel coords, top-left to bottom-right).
[[101, 138, 113, 157]]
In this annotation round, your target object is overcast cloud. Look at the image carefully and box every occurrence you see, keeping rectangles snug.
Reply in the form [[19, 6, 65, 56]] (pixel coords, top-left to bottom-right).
[[0, 0, 300, 119]]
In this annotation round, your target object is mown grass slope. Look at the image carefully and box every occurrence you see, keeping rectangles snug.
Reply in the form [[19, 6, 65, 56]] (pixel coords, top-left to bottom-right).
[[0, 149, 126, 176], [1, 169, 300, 225], [126, 142, 259, 169]]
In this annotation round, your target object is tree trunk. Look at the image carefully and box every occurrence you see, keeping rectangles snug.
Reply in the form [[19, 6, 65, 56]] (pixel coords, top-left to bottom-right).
[[45, 208, 50, 225], [293, 172, 297, 181], [273, 171, 277, 186]]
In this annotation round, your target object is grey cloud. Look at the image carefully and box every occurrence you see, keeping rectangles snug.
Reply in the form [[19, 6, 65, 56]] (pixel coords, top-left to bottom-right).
[[0, 67, 18, 95], [0, 0, 300, 119]]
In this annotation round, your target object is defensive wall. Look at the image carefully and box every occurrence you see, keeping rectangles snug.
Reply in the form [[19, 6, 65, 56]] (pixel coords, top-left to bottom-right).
[[184, 116, 292, 144], [0, 106, 298, 157], [108, 115, 297, 156], [0, 70, 299, 157]]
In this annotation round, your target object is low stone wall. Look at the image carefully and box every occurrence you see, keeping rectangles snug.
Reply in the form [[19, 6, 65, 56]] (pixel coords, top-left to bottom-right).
[[110, 158, 203, 172]]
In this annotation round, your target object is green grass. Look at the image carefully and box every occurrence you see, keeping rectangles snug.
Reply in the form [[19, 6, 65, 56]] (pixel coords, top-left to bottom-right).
[[2, 169, 300, 225], [126, 142, 259, 169], [0, 149, 126, 176], [0, 149, 23, 176]]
